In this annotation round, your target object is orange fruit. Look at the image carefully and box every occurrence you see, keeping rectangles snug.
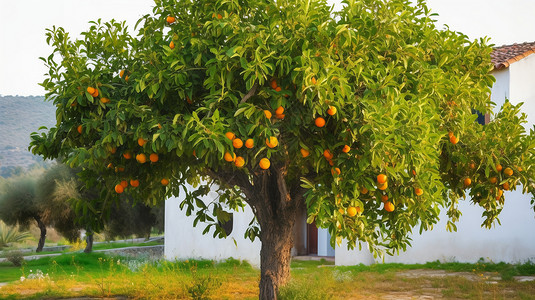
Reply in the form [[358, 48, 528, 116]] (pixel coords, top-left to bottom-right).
[[235, 156, 245, 168], [469, 162, 476, 169], [224, 152, 236, 162], [360, 187, 368, 194], [450, 135, 459, 144], [107, 163, 113, 169], [150, 153, 159, 163], [275, 106, 284, 115], [327, 106, 337, 116], [115, 184, 124, 194], [300, 148, 310, 158], [463, 177, 472, 187], [233, 138, 244, 149], [311, 77, 317, 85], [225, 131, 235, 140], [91, 89, 99, 97], [315, 117, 325, 127], [377, 174, 387, 185], [186, 96, 193, 104], [504, 167, 513, 176], [169, 41, 175, 49], [415, 187, 423, 196], [502, 182, 510, 190], [100, 97, 110, 104], [448, 131, 454, 138], [381, 194, 389, 202], [161, 178, 169, 186], [496, 164, 503, 172], [270, 79, 278, 89], [266, 136, 278, 148], [275, 86, 282, 92], [327, 159, 334, 166], [125, 75, 129, 82], [157, 123, 162, 129], [378, 182, 388, 190], [516, 166, 523, 172], [120, 180, 128, 188], [338, 208, 345, 215], [331, 167, 341, 176], [123, 152, 132, 159], [264, 110, 272, 119], [275, 113, 285, 119], [342, 145, 350, 153], [412, 169, 416, 176], [138, 137, 147, 147], [489, 177, 497, 184], [323, 149, 333, 160], [166, 16, 176, 23], [347, 206, 357, 217], [245, 139, 254, 149], [87, 87, 96, 95], [119, 70, 125, 78], [130, 179, 140, 187], [117, 167, 125, 172], [259, 158, 270, 170], [384, 201, 395, 212], [136, 153, 147, 163], [217, 13, 223, 19], [77, 125, 83, 134]]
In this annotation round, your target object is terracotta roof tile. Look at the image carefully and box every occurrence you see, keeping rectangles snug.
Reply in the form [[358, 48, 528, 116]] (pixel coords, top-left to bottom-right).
[[491, 41, 535, 70]]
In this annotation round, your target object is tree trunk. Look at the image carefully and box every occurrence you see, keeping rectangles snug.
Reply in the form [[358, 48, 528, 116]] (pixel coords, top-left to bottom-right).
[[258, 213, 296, 300], [84, 229, 94, 253], [35, 217, 46, 252]]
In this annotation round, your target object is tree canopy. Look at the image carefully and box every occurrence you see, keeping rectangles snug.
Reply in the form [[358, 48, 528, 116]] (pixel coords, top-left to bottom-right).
[[31, 0, 535, 297]]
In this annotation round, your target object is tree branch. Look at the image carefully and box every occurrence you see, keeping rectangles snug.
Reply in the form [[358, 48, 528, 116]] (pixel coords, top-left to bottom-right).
[[240, 80, 259, 103]]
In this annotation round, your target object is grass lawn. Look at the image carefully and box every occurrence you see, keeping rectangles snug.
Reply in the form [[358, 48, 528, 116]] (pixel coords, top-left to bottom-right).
[[0, 253, 534, 299]]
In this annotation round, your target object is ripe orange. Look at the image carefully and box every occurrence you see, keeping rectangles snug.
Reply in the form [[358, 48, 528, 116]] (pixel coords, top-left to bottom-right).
[[415, 187, 423, 196], [469, 162, 476, 169], [136, 153, 147, 164], [117, 167, 125, 172], [166, 16, 176, 23], [342, 145, 350, 153], [381, 194, 389, 202], [496, 164, 503, 172], [264, 110, 272, 119], [360, 187, 368, 194], [87, 87, 96, 95], [245, 139, 254, 149], [496, 188, 503, 200], [347, 206, 357, 217], [233, 138, 244, 149], [331, 167, 341, 176], [378, 182, 388, 190], [489, 177, 497, 184], [327, 106, 337, 116], [270, 79, 278, 89], [448, 131, 454, 138], [450, 135, 459, 144], [119, 70, 125, 78], [161, 178, 169, 186], [123, 152, 132, 159], [77, 125, 83, 134], [300, 148, 310, 157], [225, 131, 235, 140], [130, 179, 140, 187], [323, 149, 333, 160], [275, 86, 282, 92], [115, 184, 124, 194], [150, 153, 159, 163], [100, 97, 110, 104], [377, 174, 387, 184], [463, 177, 472, 187], [275, 106, 284, 115], [384, 201, 395, 212], [169, 41, 175, 49], [138, 137, 147, 147], [224, 152, 236, 162], [311, 77, 317, 85], [235, 156, 245, 168], [125, 75, 129, 82], [502, 182, 510, 190], [315, 117, 326, 127], [327, 159, 334, 166], [217, 13, 223, 19], [107, 163, 113, 169], [186, 96, 193, 104], [120, 180, 128, 188], [516, 166, 523, 172], [504, 167, 513, 176], [266, 136, 278, 148], [338, 208, 345, 215], [275, 113, 285, 119], [259, 158, 270, 170]]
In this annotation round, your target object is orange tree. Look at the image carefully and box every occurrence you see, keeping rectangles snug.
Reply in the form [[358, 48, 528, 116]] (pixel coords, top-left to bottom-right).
[[31, 0, 535, 298]]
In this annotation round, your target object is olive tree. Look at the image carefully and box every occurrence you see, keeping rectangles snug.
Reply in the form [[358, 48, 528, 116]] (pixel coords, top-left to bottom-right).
[[31, 0, 535, 298]]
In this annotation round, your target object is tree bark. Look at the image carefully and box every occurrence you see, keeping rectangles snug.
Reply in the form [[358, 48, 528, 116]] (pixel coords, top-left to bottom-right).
[[35, 216, 47, 253], [84, 229, 94, 253]]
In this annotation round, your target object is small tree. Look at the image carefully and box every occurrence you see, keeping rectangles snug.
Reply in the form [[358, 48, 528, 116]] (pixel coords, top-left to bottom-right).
[[0, 221, 32, 250], [31, 0, 535, 298], [0, 176, 47, 252]]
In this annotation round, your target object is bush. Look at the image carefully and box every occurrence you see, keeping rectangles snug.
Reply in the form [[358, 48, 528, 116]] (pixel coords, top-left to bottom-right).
[[5, 250, 24, 267]]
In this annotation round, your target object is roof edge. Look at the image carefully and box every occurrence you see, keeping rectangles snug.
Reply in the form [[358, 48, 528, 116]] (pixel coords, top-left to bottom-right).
[[493, 48, 535, 70]]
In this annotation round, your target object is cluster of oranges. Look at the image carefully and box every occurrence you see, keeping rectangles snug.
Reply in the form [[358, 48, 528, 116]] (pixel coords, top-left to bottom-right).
[[223, 131, 272, 170]]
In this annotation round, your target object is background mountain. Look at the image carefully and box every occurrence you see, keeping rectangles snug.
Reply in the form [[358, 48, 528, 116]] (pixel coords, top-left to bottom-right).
[[0, 96, 56, 177]]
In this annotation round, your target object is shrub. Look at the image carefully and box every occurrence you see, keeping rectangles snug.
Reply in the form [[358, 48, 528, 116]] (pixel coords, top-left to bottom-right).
[[5, 250, 24, 267]]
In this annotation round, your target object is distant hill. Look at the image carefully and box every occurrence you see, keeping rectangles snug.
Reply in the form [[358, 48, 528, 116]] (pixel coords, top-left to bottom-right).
[[0, 96, 56, 176]]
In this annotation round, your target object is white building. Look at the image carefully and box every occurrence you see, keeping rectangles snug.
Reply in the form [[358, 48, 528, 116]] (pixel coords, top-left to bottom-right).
[[166, 42, 535, 267]]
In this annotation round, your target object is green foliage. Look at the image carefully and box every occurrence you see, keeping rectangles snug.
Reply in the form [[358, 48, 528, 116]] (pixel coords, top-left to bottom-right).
[[30, 0, 535, 261], [0, 221, 32, 249], [0, 175, 40, 228], [5, 250, 25, 267]]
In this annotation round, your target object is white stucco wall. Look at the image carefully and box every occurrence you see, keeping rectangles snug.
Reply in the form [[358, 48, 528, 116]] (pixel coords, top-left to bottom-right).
[[164, 185, 261, 267], [508, 53, 535, 129]]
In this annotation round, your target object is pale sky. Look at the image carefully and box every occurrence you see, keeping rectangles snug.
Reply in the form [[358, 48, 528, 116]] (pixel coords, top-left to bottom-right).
[[1, 0, 534, 96]]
